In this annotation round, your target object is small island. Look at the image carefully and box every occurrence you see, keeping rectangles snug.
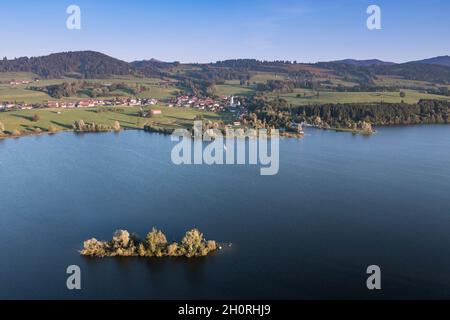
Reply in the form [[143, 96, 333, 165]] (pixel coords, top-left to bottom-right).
[[81, 228, 218, 258]]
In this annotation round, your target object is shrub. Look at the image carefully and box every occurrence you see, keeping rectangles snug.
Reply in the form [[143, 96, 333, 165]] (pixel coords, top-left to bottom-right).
[[32, 114, 40, 122], [73, 120, 86, 132], [81, 239, 110, 257], [110, 230, 138, 257], [48, 125, 60, 133], [144, 123, 174, 135], [112, 121, 121, 132], [138, 243, 147, 257], [112, 230, 131, 248], [206, 240, 218, 252], [73, 119, 116, 133], [167, 243, 180, 256]]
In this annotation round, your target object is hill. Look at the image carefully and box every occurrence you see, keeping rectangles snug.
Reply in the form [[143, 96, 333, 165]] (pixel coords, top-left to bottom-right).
[[130, 59, 178, 77], [0, 51, 132, 79], [330, 59, 396, 66], [368, 62, 450, 84], [413, 56, 450, 67]]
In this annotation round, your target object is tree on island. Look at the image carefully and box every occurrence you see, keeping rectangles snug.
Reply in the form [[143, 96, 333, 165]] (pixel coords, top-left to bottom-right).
[[81, 228, 218, 258], [146, 228, 168, 257]]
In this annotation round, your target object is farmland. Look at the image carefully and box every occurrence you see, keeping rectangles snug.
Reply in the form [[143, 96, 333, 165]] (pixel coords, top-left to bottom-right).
[[0, 73, 178, 104], [0, 105, 223, 135], [267, 89, 450, 105], [2, 52, 450, 139]]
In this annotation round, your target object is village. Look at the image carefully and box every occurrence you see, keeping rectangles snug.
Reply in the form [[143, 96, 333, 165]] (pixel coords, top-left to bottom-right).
[[169, 95, 248, 120], [0, 97, 159, 111], [0, 74, 250, 128], [169, 95, 242, 112]]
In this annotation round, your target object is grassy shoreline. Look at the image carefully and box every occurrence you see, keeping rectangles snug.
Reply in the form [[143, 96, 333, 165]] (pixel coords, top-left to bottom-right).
[[0, 105, 225, 139]]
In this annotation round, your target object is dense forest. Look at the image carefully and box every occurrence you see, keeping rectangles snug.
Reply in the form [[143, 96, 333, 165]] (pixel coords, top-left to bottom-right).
[[367, 63, 450, 84], [211, 59, 294, 73], [319, 61, 450, 85], [249, 98, 450, 130], [28, 81, 144, 98], [130, 59, 177, 78], [0, 51, 132, 78]]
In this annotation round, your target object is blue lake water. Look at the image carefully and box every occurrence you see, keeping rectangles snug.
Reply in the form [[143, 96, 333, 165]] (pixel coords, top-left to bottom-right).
[[1, 125, 450, 299]]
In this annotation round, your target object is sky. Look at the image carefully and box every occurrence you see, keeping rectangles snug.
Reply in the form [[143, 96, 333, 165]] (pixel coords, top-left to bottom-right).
[[0, 0, 449, 63]]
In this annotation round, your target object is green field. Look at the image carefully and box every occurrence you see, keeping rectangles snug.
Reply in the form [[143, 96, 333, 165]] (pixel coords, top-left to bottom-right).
[[268, 89, 450, 105], [250, 72, 287, 83], [0, 105, 224, 134], [215, 81, 255, 96], [0, 86, 52, 104], [0, 72, 37, 81], [373, 75, 436, 89], [0, 73, 178, 104], [2, 71, 449, 107]]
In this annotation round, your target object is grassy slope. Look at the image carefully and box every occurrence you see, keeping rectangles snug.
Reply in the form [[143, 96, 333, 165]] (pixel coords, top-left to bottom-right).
[[0, 74, 178, 104], [268, 89, 450, 105], [0, 72, 37, 81], [215, 81, 254, 96], [1, 71, 449, 110], [0, 105, 224, 133], [0, 86, 51, 104]]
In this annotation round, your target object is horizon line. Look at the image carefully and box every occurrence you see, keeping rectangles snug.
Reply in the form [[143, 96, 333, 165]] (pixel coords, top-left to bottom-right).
[[2, 50, 449, 65]]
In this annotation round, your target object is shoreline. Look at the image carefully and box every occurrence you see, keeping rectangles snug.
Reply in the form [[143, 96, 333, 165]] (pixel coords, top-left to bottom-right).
[[3, 122, 450, 141], [0, 127, 146, 141], [0, 126, 306, 141]]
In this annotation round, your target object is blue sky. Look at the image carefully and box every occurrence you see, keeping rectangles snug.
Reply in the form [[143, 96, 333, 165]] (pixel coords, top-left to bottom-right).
[[0, 0, 448, 63]]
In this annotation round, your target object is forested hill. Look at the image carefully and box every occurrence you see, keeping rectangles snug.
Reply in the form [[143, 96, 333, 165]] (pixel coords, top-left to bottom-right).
[[0, 51, 132, 78], [413, 56, 450, 67], [1, 51, 450, 84], [129, 59, 178, 77], [330, 59, 395, 66], [367, 63, 450, 84]]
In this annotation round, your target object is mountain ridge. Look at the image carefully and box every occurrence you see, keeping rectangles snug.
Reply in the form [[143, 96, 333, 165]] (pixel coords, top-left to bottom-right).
[[412, 55, 450, 67], [1, 51, 449, 84], [328, 59, 396, 66]]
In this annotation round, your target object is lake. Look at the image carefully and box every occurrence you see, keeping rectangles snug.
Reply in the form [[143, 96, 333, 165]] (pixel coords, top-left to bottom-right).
[[1, 125, 450, 299]]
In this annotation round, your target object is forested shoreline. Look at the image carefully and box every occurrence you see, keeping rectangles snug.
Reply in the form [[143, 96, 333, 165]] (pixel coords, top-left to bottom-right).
[[248, 99, 450, 133]]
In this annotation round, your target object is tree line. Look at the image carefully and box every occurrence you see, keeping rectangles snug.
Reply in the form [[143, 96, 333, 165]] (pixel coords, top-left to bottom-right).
[[29, 81, 147, 99], [247, 98, 450, 130], [81, 228, 218, 258]]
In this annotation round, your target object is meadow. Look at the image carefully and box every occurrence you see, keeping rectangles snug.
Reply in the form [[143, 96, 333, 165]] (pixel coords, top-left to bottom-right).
[[0, 73, 178, 104], [0, 105, 222, 135], [0, 86, 51, 104], [215, 81, 254, 97], [2, 71, 449, 107], [268, 89, 450, 105]]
